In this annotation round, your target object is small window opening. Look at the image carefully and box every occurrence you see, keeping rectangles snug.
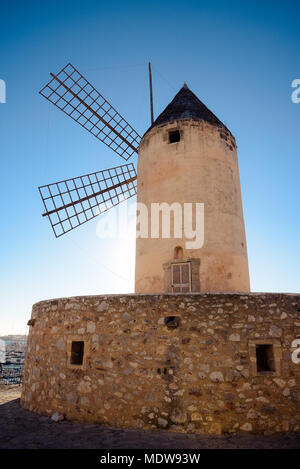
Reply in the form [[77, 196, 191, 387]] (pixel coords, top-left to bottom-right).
[[169, 130, 180, 144], [164, 316, 180, 328], [70, 341, 84, 365], [256, 344, 275, 373], [174, 246, 183, 259]]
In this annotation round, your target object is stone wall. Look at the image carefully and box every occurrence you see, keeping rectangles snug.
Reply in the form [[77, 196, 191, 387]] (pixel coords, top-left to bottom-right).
[[21, 293, 300, 434]]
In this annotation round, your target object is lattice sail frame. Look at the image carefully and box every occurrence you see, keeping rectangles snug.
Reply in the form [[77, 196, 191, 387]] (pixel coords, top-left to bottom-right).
[[39, 63, 141, 161], [39, 163, 137, 237]]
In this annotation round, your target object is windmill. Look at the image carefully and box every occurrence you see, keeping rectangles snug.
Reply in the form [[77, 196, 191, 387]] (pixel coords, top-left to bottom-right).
[[38, 62, 146, 238], [39, 63, 251, 294]]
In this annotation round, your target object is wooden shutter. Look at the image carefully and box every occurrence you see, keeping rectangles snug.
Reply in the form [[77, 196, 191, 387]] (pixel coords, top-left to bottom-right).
[[171, 262, 191, 293]]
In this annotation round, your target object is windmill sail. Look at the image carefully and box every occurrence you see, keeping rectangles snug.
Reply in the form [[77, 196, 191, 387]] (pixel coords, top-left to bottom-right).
[[39, 163, 137, 237], [39, 63, 141, 161]]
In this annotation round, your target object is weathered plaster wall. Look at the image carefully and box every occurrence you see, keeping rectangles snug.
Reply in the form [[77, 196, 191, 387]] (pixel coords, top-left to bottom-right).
[[135, 120, 250, 293], [21, 293, 300, 434]]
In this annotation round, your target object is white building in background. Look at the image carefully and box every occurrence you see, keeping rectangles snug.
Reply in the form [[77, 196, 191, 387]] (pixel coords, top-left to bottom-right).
[[0, 339, 6, 363]]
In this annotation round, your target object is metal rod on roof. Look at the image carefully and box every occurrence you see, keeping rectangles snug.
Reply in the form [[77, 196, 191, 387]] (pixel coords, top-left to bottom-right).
[[148, 62, 154, 125]]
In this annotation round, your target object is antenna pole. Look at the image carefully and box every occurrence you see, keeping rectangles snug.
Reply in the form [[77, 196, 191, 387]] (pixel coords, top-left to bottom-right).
[[148, 62, 154, 125]]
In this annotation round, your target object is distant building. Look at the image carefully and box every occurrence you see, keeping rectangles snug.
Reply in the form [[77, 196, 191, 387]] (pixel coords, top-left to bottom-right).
[[0, 339, 5, 364]]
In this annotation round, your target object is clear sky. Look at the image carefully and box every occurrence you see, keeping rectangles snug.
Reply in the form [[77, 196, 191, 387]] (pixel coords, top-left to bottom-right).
[[0, 0, 299, 335]]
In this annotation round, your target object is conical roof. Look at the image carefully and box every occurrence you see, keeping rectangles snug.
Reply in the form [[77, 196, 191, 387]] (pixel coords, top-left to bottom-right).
[[145, 83, 230, 135]]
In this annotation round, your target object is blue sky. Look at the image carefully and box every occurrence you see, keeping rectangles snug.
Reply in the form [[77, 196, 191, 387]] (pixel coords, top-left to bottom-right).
[[0, 0, 299, 334]]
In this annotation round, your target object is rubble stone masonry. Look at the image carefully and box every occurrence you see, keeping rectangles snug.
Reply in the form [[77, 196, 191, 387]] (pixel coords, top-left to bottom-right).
[[21, 293, 300, 434]]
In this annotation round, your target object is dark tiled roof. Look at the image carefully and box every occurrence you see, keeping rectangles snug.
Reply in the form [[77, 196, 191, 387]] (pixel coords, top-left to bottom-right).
[[144, 83, 230, 135]]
